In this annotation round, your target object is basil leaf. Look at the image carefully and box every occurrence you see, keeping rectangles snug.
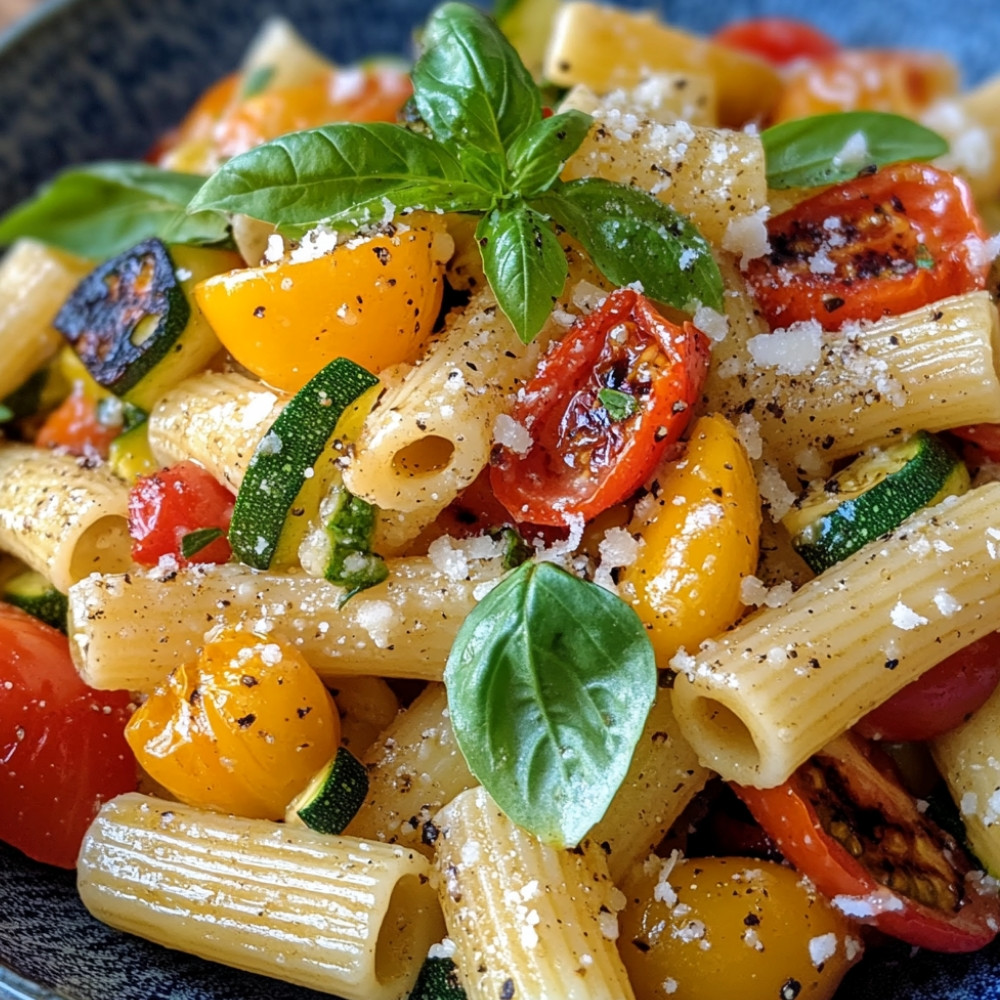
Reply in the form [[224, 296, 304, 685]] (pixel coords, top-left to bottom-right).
[[762, 111, 950, 190], [542, 178, 724, 312], [180, 528, 225, 559], [445, 560, 657, 847], [508, 109, 593, 198], [0, 403, 13, 424], [0, 162, 231, 258], [241, 65, 275, 99], [413, 3, 540, 172], [597, 387, 637, 422], [189, 123, 492, 230], [477, 201, 567, 344]]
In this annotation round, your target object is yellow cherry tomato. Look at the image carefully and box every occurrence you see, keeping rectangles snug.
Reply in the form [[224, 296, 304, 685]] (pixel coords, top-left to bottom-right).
[[125, 628, 339, 819], [619, 856, 862, 1000], [194, 220, 453, 391], [618, 414, 761, 664]]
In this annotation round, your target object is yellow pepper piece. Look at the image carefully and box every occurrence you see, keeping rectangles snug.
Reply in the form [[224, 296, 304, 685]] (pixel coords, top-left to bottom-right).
[[126, 629, 340, 820], [194, 222, 453, 392], [619, 414, 761, 665]]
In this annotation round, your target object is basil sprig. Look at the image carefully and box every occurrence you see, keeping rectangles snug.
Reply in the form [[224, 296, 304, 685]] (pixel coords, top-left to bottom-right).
[[190, 2, 722, 342], [444, 560, 657, 846], [0, 162, 232, 258], [762, 111, 949, 190]]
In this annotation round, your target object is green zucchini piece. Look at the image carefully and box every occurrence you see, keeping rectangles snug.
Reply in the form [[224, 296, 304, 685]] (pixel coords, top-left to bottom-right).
[[2, 570, 68, 631], [410, 957, 467, 1000], [783, 431, 969, 573], [322, 487, 388, 602], [229, 358, 379, 570], [287, 746, 369, 835], [495, 0, 561, 80], [54, 241, 239, 412], [54, 238, 190, 399]]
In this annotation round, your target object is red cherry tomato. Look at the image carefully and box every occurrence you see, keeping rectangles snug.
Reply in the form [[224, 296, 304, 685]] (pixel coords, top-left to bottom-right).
[[856, 633, 1000, 742], [0, 603, 135, 868], [713, 17, 839, 66], [951, 423, 1000, 463], [490, 288, 709, 527], [745, 163, 989, 330], [34, 382, 120, 459], [127, 460, 234, 566], [735, 732, 1000, 952]]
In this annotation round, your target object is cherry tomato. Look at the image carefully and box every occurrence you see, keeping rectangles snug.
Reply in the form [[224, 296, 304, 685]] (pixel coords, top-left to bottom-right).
[[127, 460, 234, 567], [619, 856, 860, 1000], [735, 732, 1000, 952], [713, 18, 839, 66], [745, 163, 989, 330], [856, 633, 1000, 742], [0, 603, 135, 868], [772, 50, 957, 123], [126, 628, 340, 819], [951, 423, 1000, 463], [34, 382, 120, 459], [490, 288, 709, 526]]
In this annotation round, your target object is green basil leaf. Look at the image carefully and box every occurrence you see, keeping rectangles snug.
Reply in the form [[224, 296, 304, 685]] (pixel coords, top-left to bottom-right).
[[0, 162, 231, 258], [179, 527, 225, 559], [241, 65, 275, 99], [413, 2, 540, 173], [477, 201, 567, 344], [508, 109, 593, 198], [0, 403, 13, 424], [541, 178, 724, 312], [597, 387, 637, 422], [445, 560, 657, 846], [762, 111, 950, 189], [189, 122, 492, 230]]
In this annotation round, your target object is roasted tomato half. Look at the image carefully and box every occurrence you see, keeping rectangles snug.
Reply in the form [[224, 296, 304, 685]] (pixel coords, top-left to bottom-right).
[[856, 632, 1000, 742], [735, 732, 1000, 952], [745, 163, 989, 330], [490, 288, 710, 526]]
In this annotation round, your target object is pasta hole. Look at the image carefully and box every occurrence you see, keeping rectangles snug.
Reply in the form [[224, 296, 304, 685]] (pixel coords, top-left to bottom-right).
[[68, 514, 133, 588], [686, 695, 763, 781], [392, 436, 454, 477], [374, 873, 446, 986]]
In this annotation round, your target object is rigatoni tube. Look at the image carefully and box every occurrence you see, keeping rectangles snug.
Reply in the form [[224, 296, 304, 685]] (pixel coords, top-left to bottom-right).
[[78, 793, 444, 1000]]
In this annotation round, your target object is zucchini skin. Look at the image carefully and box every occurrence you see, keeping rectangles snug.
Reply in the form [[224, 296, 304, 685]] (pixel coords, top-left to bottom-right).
[[410, 956, 467, 1000], [790, 431, 968, 573], [54, 238, 189, 398], [229, 357, 379, 570], [292, 745, 370, 836]]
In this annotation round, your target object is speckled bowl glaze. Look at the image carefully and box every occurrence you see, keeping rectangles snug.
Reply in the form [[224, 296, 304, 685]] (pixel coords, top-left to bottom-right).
[[1, 1, 999, 998]]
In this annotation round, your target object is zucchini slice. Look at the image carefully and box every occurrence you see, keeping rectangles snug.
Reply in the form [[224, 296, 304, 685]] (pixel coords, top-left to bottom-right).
[[2, 569, 68, 631], [286, 746, 369, 835], [410, 957, 467, 1000], [228, 357, 379, 569], [321, 487, 388, 600], [783, 430, 969, 573], [54, 238, 189, 398], [54, 241, 239, 411]]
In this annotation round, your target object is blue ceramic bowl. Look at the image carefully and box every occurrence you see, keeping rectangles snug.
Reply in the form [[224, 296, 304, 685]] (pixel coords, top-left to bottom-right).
[[1, 1, 999, 998]]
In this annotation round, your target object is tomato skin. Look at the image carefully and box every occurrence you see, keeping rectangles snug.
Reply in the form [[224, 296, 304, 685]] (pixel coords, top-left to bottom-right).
[[34, 382, 120, 459], [713, 18, 839, 66], [0, 603, 135, 868], [490, 288, 709, 526], [735, 733, 1000, 952], [746, 163, 989, 330], [856, 633, 1000, 742], [128, 460, 234, 566], [951, 423, 1000, 463]]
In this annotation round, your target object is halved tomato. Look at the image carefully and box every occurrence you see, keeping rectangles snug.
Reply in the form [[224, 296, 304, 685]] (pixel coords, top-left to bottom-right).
[[713, 18, 839, 66], [745, 163, 989, 330], [735, 732, 1000, 952], [490, 288, 709, 526]]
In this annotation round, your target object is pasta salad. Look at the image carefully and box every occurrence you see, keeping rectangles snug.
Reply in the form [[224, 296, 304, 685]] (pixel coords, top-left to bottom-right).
[[2, 2, 1000, 999]]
